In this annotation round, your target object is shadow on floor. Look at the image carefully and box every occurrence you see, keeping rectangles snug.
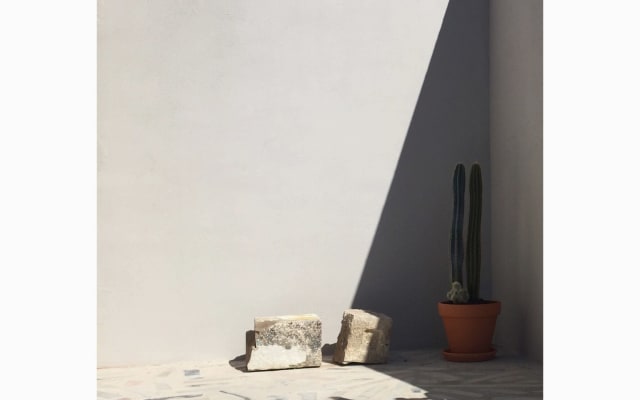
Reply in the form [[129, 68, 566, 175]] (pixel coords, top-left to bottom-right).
[[228, 354, 247, 372]]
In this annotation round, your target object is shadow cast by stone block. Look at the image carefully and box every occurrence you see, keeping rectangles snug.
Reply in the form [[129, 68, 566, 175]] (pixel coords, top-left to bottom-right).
[[395, 398, 428, 400], [321, 343, 337, 363], [228, 354, 247, 372]]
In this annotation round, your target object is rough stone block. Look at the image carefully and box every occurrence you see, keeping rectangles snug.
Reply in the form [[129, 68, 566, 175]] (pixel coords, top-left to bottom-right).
[[333, 309, 392, 364], [246, 314, 322, 371]]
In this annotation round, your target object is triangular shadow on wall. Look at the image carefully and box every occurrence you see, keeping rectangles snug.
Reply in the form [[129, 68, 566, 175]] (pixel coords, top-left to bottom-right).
[[350, 0, 491, 351]]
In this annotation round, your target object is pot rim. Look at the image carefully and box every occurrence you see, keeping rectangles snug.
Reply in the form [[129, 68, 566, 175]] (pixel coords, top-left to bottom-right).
[[438, 300, 501, 318]]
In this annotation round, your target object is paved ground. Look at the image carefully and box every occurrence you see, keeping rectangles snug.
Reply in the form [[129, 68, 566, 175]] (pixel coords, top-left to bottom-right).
[[97, 349, 542, 400]]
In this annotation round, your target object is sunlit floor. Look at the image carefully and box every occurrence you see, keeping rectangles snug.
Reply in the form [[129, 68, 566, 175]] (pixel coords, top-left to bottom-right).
[[97, 349, 542, 400]]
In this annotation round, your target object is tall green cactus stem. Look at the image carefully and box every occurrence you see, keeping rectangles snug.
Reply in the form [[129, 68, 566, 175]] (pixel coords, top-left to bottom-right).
[[466, 163, 483, 302], [450, 164, 465, 286]]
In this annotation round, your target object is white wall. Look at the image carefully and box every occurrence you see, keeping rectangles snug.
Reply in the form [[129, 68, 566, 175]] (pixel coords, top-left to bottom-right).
[[489, 0, 543, 361], [98, 0, 449, 367]]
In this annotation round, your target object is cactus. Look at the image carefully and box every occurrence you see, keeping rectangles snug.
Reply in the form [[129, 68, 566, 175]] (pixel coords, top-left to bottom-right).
[[446, 163, 483, 304], [450, 164, 465, 283], [466, 163, 482, 302], [446, 164, 468, 303]]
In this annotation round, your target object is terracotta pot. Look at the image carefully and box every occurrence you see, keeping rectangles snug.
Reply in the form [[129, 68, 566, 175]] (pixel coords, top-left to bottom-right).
[[438, 301, 501, 362]]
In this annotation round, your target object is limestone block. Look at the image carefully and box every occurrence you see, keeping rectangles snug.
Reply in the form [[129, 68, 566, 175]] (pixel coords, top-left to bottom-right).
[[333, 309, 392, 364], [246, 314, 322, 371]]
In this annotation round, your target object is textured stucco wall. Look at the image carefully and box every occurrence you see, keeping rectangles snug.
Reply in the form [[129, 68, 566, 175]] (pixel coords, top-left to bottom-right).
[[489, 0, 543, 361], [98, 0, 449, 367]]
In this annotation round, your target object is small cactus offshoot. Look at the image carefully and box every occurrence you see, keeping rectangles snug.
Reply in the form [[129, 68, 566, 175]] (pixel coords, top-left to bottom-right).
[[447, 281, 469, 304]]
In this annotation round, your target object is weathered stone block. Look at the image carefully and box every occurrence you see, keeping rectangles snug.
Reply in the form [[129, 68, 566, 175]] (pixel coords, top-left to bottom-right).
[[246, 314, 322, 371], [333, 309, 392, 364]]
